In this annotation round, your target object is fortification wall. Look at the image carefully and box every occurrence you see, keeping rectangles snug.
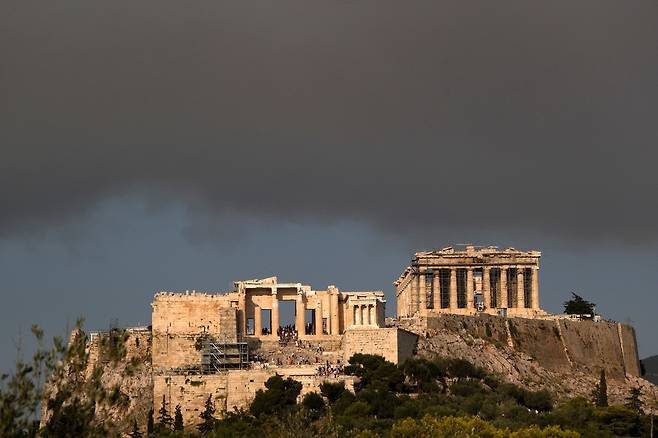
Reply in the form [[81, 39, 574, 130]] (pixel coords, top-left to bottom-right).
[[152, 293, 238, 334], [154, 374, 230, 427], [152, 334, 202, 371], [342, 328, 418, 364], [619, 324, 641, 377], [155, 368, 355, 427], [152, 294, 238, 370], [419, 314, 641, 379]]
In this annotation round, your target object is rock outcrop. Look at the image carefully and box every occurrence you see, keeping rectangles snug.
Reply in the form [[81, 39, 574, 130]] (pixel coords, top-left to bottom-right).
[[397, 314, 655, 409]]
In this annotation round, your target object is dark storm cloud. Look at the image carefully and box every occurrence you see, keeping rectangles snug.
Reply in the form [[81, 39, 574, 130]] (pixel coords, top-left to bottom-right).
[[1, 1, 657, 242]]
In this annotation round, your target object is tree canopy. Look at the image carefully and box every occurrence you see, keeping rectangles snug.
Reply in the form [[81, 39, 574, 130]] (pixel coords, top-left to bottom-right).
[[563, 293, 596, 315]]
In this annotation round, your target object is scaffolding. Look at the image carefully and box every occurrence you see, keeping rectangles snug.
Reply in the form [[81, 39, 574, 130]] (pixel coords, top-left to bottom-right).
[[201, 337, 249, 373]]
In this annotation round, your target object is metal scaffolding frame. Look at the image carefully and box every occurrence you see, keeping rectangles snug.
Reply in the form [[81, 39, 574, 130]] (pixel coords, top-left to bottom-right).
[[201, 337, 249, 373]]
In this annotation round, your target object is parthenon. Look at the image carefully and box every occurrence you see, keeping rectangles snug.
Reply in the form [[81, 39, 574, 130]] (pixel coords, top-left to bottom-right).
[[395, 245, 544, 318]]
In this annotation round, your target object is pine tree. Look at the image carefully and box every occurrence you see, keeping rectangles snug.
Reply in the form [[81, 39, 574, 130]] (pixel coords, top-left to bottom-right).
[[174, 404, 184, 431], [198, 394, 216, 434], [594, 369, 608, 407], [157, 395, 173, 429], [563, 293, 596, 315], [128, 418, 143, 438], [147, 408, 154, 435], [625, 387, 643, 411]]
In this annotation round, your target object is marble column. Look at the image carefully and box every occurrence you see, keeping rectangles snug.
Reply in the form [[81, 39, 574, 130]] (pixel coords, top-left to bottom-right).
[[482, 267, 490, 309], [517, 268, 525, 309], [330, 287, 339, 335], [500, 267, 508, 308], [295, 293, 305, 334], [432, 273, 440, 310], [418, 270, 426, 313], [531, 267, 540, 309], [369, 305, 375, 326], [466, 268, 474, 308], [355, 305, 362, 325], [449, 268, 457, 309], [271, 287, 279, 336], [254, 304, 262, 336], [315, 302, 323, 335]]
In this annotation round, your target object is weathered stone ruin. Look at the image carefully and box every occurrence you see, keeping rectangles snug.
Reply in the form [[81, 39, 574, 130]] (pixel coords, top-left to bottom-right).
[[50, 244, 653, 432], [152, 276, 413, 426], [395, 245, 543, 317]]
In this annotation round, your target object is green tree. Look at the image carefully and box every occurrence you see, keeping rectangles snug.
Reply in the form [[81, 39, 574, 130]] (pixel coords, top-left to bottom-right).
[[563, 293, 595, 315], [302, 392, 325, 420], [593, 369, 608, 407], [344, 354, 405, 392], [302, 392, 325, 412], [157, 395, 173, 429], [320, 381, 346, 403], [146, 408, 154, 435], [128, 419, 142, 438], [198, 394, 216, 434], [624, 387, 643, 412], [173, 404, 184, 431], [250, 375, 302, 417]]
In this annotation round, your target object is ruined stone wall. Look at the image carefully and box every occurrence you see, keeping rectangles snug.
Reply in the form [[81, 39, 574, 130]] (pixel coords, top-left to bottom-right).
[[154, 374, 229, 427], [155, 368, 355, 428], [152, 334, 202, 372], [342, 328, 418, 364], [152, 294, 238, 370], [152, 293, 238, 334], [557, 319, 626, 378], [397, 329, 419, 364], [420, 314, 641, 379], [619, 324, 641, 377]]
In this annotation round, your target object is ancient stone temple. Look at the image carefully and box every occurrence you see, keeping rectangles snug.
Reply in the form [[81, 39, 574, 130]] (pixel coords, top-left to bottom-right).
[[395, 245, 544, 318], [150, 277, 393, 422], [152, 276, 386, 353]]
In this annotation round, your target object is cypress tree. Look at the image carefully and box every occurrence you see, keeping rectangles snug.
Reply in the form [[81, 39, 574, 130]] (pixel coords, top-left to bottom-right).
[[198, 395, 216, 434], [147, 408, 154, 435], [128, 418, 143, 438], [625, 387, 643, 411], [157, 395, 174, 429], [174, 404, 184, 431], [595, 369, 608, 407]]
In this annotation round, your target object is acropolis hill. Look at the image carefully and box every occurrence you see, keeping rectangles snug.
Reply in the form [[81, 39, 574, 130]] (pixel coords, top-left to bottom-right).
[[43, 245, 653, 432]]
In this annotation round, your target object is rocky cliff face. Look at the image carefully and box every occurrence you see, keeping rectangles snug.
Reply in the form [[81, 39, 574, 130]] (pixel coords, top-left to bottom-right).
[[40, 328, 153, 435], [43, 316, 656, 432], [397, 314, 655, 408]]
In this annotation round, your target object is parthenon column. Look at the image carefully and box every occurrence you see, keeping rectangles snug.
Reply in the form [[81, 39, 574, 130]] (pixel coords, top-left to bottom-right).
[[330, 287, 339, 335], [295, 293, 305, 334], [517, 268, 525, 308], [418, 270, 426, 314], [315, 302, 323, 335], [482, 267, 490, 309], [466, 268, 474, 309], [449, 268, 457, 309], [432, 272, 440, 310], [254, 305, 262, 336], [271, 287, 279, 336], [355, 305, 361, 325], [500, 267, 508, 308], [531, 267, 539, 309]]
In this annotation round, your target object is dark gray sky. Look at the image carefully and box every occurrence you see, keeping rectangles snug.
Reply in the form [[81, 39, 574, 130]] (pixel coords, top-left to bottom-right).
[[1, 1, 658, 371]]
